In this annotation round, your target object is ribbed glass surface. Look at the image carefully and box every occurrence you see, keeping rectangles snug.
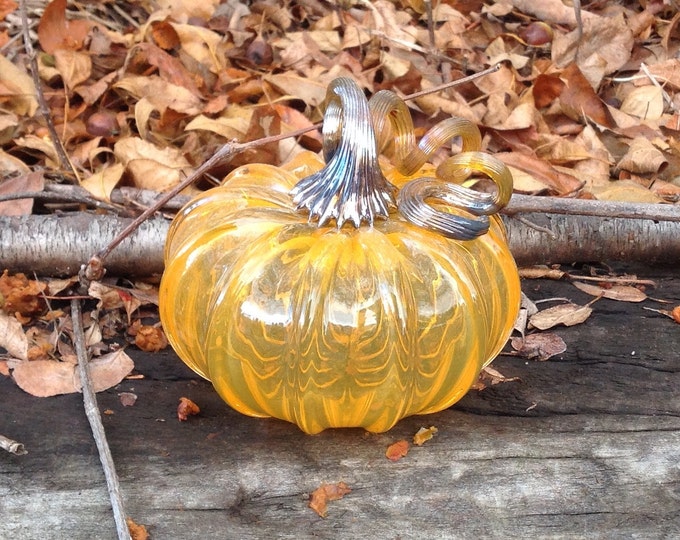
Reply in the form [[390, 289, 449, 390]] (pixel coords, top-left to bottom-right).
[[160, 154, 520, 434]]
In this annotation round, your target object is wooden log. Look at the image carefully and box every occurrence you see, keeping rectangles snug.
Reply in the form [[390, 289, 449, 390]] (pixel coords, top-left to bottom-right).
[[1, 206, 680, 277], [1, 267, 679, 538]]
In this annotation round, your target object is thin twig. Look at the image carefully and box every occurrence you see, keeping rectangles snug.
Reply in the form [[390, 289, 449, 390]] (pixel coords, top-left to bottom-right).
[[403, 64, 501, 101], [512, 215, 557, 238], [71, 299, 132, 540], [424, 0, 436, 50], [0, 434, 27, 455], [0, 190, 124, 213], [573, 0, 583, 64], [569, 275, 657, 287], [19, 0, 79, 182]]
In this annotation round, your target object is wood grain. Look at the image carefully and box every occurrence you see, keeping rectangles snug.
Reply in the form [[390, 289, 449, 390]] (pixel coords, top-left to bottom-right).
[[1, 267, 679, 539]]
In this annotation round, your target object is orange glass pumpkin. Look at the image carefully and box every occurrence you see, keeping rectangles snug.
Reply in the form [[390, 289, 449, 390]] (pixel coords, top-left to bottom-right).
[[159, 78, 520, 434]]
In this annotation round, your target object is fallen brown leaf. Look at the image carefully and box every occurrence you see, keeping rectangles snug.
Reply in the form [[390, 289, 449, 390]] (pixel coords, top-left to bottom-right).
[[10, 349, 134, 397], [177, 397, 200, 421], [496, 152, 583, 194], [385, 439, 410, 461], [511, 333, 567, 361], [308, 482, 351, 518], [572, 281, 647, 302], [529, 303, 593, 330], [37, 0, 92, 54], [119, 392, 138, 407], [135, 325, 168, 352], [519, 266, 566, 280], [471, 365, 522, 391], [559, 63, 615, 128], [0, 271, 46, 317], [126, 517, 149, 540], [0, 171, 44, 216], [413, 426, 438, 446], [0, 311, 28, 360]]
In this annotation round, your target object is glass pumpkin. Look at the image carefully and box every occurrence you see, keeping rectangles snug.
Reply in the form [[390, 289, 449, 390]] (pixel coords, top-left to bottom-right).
[[159, 78, 521, 434]]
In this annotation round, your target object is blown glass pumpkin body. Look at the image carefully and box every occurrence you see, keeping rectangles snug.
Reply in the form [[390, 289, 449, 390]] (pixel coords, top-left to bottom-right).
[[159, 78, 521, 434]]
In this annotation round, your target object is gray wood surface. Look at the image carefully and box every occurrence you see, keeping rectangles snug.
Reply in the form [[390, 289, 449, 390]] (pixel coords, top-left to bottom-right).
[[2, 266, 679, 539]]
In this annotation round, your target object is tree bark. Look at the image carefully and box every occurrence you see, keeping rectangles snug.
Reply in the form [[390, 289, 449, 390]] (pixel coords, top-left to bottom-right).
[[1, 204, 679, 277], [0, 213, 168, 277]]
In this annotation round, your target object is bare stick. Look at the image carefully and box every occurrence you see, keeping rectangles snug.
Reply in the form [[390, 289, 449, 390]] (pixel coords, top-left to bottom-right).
[[19, 0, 79, 182], [424, 0, 436, 50], [403, 64, 501, 101], [71, 299, 132, 540], [505, 193, 680, 223], [0, 434, 27, 455], [0, 190, 124, 213]]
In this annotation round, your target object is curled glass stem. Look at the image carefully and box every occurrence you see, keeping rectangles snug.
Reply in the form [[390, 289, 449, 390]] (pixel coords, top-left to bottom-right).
[[291, 78, 514, 239], [397, 152, 513, 240], [369, 89, 482, 176], [290, 78, 396, 228]]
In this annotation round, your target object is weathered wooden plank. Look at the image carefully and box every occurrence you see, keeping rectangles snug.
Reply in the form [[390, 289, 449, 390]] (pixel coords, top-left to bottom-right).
[[1, 267, 679, 539]]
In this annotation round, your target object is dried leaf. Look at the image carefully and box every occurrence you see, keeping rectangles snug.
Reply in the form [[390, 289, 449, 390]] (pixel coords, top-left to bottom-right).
[[11, 349, 134, 397], [616, 138, 668, 175], [131, 42, 202, 96], [413, 426, 438, 446], [170, 22, 224, 73], [88, 281, 125, 310], [113, 137, 194, 192], [119, 392, 138, 407], [511, 333, 567, 361], [126, 517, 149, 540], [0, 55, 38, 116], [385, 439, 410, 461], [37, 0, 92, 54], [184, 113, 250, 141], [0, 171, 44, 216], [53, 49, 92, 90], [552, 13, 633, 80], [115, 76, 202, 116], [151, 20, 180, 50], [620, 86, 665, 120], [308, 482, 351, 518], [519, 266, 566, 280], [594, 180, 663, 204], [529, 303, 593, 330], [80, 163, 124, 202], [135, 325, 168, 352], [497, 152, 583, 194], [177, 396, 200, 421], [0, 0, 17, 19], [471, 365, 521, 391], [559, 63, 615, 127], [572, 281, 647, 302], [156, 0, 218, 23], [0, 271, 46, 317], [264, 73, 328, 107], [0, 311, 28, 360]]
